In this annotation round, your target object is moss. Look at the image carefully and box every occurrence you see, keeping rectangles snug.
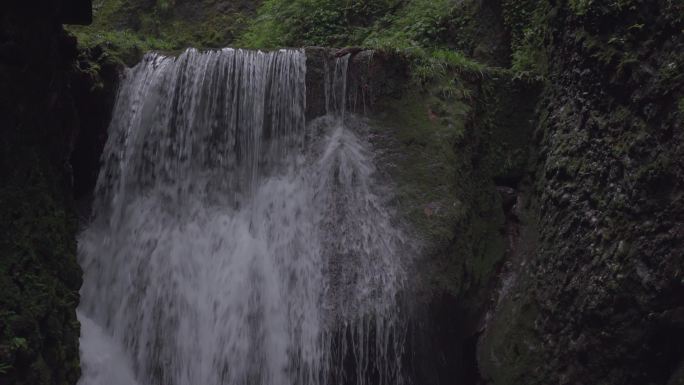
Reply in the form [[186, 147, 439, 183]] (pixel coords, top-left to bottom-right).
[[371, 91, 466, 246], [478, 1, 684, 383], [0, 150, 82, 385], [569, 0, 594, 16], [479, 293, 542, 385], [366, 55, 539, 302]]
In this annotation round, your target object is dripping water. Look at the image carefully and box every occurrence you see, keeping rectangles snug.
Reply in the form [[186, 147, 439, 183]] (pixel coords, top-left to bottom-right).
[[77, 48, 410, 385]]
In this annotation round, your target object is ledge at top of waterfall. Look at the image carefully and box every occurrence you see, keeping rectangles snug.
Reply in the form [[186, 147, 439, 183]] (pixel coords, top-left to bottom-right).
[[78, 48, 411, 385]]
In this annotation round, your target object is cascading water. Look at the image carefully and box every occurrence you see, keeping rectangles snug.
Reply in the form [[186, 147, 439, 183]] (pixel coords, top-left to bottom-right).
[[77, 48, 410, 385]]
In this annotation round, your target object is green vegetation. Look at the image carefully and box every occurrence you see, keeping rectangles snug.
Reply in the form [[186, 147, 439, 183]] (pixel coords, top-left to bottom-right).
[[568, 0, 593, 15], [240, 0, 525, 71], [72, 0, 479, 62], [0, 150, 82, 384], [239, 0, 399, 48], [68, 0, 252, 65], [502, 0, 549, 73], [74, 0, 545, 73], [409, 49, 486, 85], [367, 49, 540, 299], [237, 0, 460, 50], [372, 90, 468, 245], [70, 29, 175, 65]]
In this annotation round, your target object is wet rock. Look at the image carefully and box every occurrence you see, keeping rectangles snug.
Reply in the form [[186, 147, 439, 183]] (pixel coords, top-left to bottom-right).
[[478, 1, 684, 384], [1, 2, 87, 385], [496, 186, 517, 212]]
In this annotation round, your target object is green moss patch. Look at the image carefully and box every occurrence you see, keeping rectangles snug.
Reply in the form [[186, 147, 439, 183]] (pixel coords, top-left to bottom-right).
[[367, 58, 540, 301]]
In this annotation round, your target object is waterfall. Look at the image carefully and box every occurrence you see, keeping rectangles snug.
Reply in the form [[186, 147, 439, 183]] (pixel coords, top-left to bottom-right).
[[77, 48, 409, 385]]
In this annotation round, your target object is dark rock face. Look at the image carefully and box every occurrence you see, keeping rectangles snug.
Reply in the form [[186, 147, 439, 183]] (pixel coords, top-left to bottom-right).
[[60, 0, 93, 25], [303, 47, 330, 120], [0, 1, 102, 384], [70, 46, 122, 205], [479, 1, 684, 384], [304, 47, 409, 121]]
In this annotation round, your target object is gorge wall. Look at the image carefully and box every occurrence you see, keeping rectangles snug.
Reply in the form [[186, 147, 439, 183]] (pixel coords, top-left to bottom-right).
[[1, 2, 83, 384], [0, 1, 117, 384], [479, 2, 684, 384]]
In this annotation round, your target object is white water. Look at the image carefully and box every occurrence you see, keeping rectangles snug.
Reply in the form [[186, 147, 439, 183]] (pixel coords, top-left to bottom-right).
[[77, 48, 409, 385]]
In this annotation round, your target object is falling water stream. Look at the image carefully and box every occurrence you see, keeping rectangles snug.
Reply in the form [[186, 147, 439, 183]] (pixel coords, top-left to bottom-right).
[[77, 48, 410, 385]]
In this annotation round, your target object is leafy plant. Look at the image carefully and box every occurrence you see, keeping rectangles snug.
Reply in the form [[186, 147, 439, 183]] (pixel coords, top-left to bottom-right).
[[10, 337, 27, 352], [505, 0, 550, 75], [240, 0, 455, 50], [0, 362, 11, 375], [569, 0, 594, 15]]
